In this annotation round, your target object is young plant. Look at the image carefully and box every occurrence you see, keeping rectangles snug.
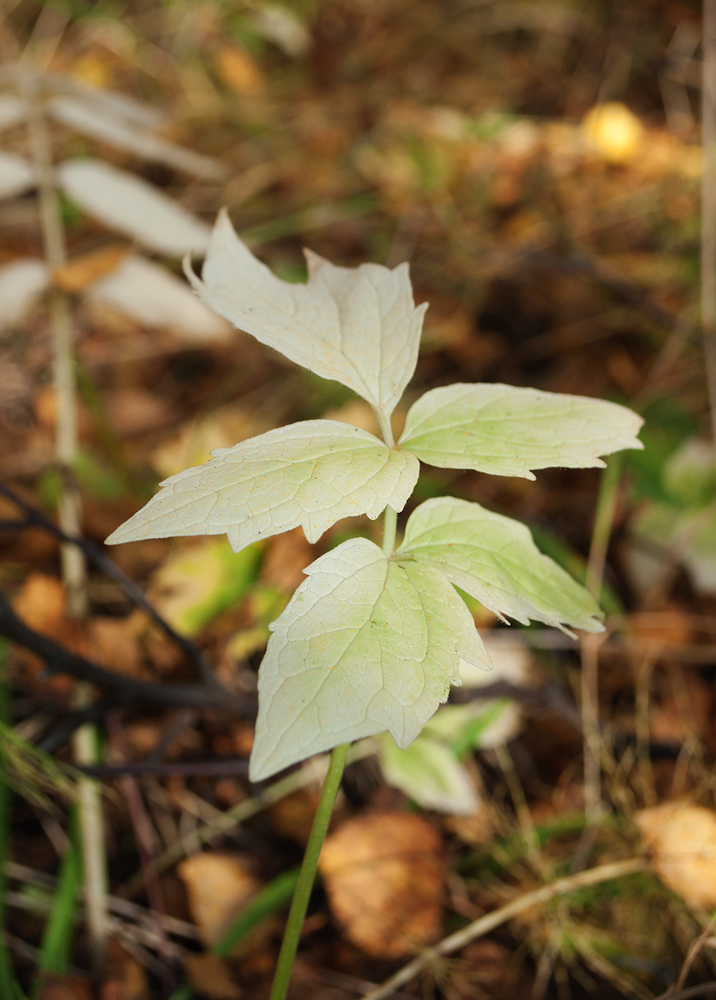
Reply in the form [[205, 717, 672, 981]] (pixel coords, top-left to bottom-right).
[[106, 210, 643, 996]]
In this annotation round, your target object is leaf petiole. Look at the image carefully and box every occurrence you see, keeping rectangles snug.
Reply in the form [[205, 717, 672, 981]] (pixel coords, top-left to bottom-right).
[[382, 505, 398, 555]]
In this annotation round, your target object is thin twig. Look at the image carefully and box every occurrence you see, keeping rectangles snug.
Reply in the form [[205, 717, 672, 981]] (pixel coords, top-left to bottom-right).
[[361, 858, 647, 1000]]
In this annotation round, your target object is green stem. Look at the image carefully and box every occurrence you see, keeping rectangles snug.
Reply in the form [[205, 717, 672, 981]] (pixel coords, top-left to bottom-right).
[[0, 644, 16, 999], [382, 506, 397, 555], [269, 743, 350, 1000]]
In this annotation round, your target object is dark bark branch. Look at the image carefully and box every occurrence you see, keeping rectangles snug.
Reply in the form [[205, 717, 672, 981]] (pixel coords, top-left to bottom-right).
[[0, 590, 250, 712], [75, 758, 250, 779]]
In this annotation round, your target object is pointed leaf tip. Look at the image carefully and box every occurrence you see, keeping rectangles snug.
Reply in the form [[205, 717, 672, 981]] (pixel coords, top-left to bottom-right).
[[186, 211, 426, 426]]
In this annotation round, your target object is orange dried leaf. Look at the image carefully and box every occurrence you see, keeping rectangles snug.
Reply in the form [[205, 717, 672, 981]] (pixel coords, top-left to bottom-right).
[[52, 245, 129, 293], [214, 45, 265, 94], [319, 812, 445, 957]]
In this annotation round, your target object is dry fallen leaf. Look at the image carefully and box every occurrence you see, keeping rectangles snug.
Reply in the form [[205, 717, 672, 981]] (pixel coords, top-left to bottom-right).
[[635, 803, 716, 908], [52, 244, 129, 293], [319, 812, 445, 957], [178, 853, 262, 948], [184, 954, 242, 1000]]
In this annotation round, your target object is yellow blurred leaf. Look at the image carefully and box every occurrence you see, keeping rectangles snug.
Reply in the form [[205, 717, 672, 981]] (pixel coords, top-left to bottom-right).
[[147, 539, 262, 636], [582, 102, 644, 163]]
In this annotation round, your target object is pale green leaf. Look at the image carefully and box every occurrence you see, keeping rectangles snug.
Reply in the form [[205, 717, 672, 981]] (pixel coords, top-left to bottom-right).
[[378, 733, 479, 814], [422, 699, 521, 751], [249, 538, 490, 780], [106, 420, 419, 551], [400, 382, 644, 478], [397, 497, 603, 632], [185, 210, 426, 428]]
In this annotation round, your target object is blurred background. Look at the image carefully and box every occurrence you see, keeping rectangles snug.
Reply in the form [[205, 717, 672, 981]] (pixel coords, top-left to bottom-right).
[[2, 1, 716, 999]]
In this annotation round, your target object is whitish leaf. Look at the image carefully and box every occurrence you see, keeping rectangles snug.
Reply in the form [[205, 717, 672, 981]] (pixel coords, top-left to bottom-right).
[[87, 255, 231, 341], [249, 4, 311, 57], [0, 153, 35, 200], [0, 259, 48, 330], [48, 97, 225, 179], [105, 421, 419, 551], [186, 210, 426, 429], [400, 382, 643, 479], [379, 733, 479, 814], [0, 94, 26, 132], [398, 497, 603, 632], [57, 159, 211, 256], [250, 538, 490, 780]]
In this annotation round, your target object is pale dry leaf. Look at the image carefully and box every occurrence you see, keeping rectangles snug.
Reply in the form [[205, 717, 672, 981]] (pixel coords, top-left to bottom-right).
[[249, 4, 311, 57], [319, 812, 444, 957], [87, 255, 231, 341], [47, 96, 225, 179], [400, 382, 644, 478], [185, 210, 427, 428], [635, 803, 716, 908], [0, 152, 36, 200], [398, 497, 603, 632], [250, 538, 490, 781], [0, 259, 49, 330], [57, 159, 211, 256], [178, 853, 261, 948], [106, 421, 419, 552]]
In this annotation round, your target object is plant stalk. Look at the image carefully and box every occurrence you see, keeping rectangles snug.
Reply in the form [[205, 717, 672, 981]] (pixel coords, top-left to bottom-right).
[[269, 742, 350, 1000], [703, 0, 716, 448], [25, 78, 109, 975]]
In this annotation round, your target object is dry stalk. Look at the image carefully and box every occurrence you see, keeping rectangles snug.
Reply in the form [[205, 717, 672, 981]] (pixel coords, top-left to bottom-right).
[[23, 71, 109, 974]]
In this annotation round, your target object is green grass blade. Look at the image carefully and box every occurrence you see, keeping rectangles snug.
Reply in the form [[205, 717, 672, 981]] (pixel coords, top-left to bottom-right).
[[0, 641, 17, 997], [36, 806, 81, 977]]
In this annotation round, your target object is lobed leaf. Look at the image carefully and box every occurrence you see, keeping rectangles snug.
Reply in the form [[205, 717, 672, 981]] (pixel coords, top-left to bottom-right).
[[399, 382, 644, 479], [249, 538, 490, 780], [185, 210, 426, 429], [105, 420, 419, 551], [397, 497, 603, 632]]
